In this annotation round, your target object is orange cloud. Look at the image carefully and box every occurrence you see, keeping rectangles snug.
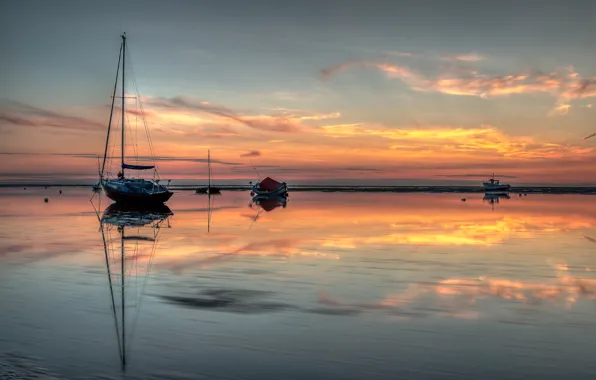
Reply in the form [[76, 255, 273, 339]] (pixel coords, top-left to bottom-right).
[[144, 96, 340, 135], [321, 124, 593, 159]]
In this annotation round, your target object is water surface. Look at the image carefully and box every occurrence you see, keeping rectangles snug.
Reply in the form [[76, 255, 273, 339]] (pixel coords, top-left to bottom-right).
[[1, 188, 595, 379]]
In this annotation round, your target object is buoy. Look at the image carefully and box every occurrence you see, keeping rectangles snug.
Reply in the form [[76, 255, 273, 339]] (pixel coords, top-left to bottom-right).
[[44, 198, 49, 203], [461, 198, 466, 202]]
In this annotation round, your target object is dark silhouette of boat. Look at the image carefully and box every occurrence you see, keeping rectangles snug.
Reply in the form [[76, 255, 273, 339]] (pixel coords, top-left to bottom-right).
[[98, 33, 173, 205], [250, 177, 288, 197]]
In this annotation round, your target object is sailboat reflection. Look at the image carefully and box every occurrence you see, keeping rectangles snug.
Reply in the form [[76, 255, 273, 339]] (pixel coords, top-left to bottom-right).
[[99, 203, 173, 371], [483, 192, 511, 211], [206, 193, 221, 233]]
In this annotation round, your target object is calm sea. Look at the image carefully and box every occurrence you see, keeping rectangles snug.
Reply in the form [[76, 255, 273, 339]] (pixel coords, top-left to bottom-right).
[[1, 188, 595, 379]]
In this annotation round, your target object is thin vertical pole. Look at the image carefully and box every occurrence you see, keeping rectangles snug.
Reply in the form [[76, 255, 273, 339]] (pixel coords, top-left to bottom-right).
[[208, 150, 211, 189], [101, 226, 123, 363], [121, 33, 126, 178], [121, 228, 126, 369], [101, 44, 122, 179]]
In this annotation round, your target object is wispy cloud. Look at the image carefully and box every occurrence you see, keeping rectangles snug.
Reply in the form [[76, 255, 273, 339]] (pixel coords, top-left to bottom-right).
[[0, 100, 104, 131], [384, 51, 416, 58], [148, 96, 331, 133], [0, 152, 241, 165], [437, 173, 517, 179], [321, 59, 596, 115], [441, 53, 486, 62], [240, 150, 261, 157]]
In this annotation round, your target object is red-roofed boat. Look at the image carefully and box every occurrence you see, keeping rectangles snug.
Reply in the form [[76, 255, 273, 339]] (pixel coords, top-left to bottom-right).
[[251, 177, 288, 197]]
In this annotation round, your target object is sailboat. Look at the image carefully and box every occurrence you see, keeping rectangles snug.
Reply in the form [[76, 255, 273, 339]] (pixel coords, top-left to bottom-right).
[[100, 33, 173, 205], [195, 150, 221, 195], [99, 202, 172, 371]]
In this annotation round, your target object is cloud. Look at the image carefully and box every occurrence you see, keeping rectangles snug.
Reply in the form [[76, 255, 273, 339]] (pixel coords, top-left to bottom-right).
[[320, 59, 596, 115], [548, 102, 571, 117], [0, 152, 241, 165], [441, 53, 486, 62], [320, 124, 593, 159], [240, 150, 261, 157], [0, 100, 104, 131], [384, 51, 416, 58], [321, 61, 420, 83], [437, 174, 517, 178], [148, 96, 316, 133]]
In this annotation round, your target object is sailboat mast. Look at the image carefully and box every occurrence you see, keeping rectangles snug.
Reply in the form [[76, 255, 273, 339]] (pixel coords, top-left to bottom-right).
[[208, 150, 211, 189], [121, 33, 126, 178], [101, 44, 123, 179]]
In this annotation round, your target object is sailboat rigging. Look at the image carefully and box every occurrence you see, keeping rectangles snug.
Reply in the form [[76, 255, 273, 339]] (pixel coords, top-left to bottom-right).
[[99, 202, 173, 371], [100, 33, 173, 205]]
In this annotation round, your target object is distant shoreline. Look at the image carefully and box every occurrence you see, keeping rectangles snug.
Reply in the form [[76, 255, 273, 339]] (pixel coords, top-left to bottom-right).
[[3, 183, 596, 194]]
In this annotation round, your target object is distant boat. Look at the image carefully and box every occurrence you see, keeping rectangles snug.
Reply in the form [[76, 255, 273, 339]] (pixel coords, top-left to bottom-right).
[[196, 150, 221, 195], [251, 176, 288, 197], [99, 33, 172, 205], [482, 173, 511, 192]]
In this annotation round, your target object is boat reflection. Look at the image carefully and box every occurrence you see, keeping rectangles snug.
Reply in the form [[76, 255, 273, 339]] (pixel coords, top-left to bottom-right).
[[483, 192, 511, 211], [99, 203, 173, 371], [247, 195, 287, 229], [250, 195, 287, 212]]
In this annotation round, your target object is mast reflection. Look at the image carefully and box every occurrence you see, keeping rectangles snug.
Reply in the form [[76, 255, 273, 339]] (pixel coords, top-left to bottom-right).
[[99, 203, 173, 371]]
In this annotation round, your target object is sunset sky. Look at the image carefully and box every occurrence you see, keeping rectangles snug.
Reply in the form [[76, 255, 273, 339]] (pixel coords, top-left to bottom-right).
[[3, 0, 596, 185]]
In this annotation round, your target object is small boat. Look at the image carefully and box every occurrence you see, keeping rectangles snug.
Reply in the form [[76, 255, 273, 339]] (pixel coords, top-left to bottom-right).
[[99, 33, 172, 205], [251, 177, 288, 197], [196, 150, 221, 195], [482, 173, 511, 192]]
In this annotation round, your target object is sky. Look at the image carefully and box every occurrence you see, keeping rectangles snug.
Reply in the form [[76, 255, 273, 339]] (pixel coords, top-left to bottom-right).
[[2, 0, 596, 185]]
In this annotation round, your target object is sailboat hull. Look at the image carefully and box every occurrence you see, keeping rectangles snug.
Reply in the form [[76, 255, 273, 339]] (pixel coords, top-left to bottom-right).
[[102, 180, 173, 204], [104, 186, 173, 204]]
